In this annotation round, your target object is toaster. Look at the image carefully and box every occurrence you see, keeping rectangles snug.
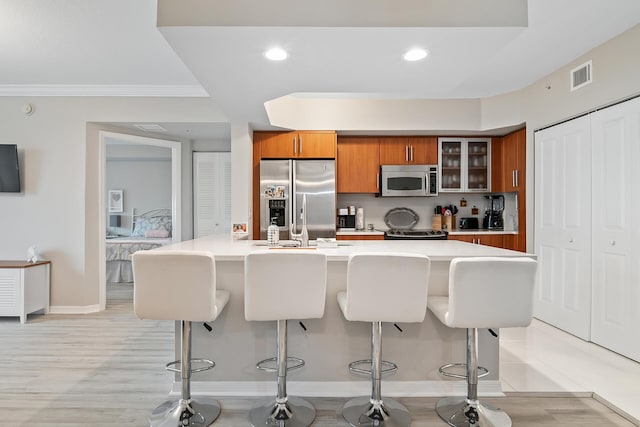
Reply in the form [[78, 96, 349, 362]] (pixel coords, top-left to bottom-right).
[[459, 217, 479, 229]]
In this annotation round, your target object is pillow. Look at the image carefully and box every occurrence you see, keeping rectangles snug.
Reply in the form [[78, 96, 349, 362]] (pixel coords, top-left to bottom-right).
[[132, 216, 172, 237], [145, 228, 170, 238]]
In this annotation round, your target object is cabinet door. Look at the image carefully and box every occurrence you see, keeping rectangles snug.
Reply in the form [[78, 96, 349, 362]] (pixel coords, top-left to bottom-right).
[[439, 139, 463, 191], [0, 269, 19, 316], [297, 132, 336, 158], [379, 137, 410, 164], [475, 234, 503, 248], [466, 139, 490, 191], [337, 137, 380, 193], [534, 115, 592, 340], [590, 97, 640, 362], [258, 132, 297, 158], [408, 136, 437, 164], [448, 234, 474, 243]]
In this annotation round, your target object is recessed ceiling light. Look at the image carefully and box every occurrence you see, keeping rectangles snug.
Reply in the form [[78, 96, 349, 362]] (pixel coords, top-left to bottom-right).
[[403, 48, 429, 62], [265, 47, 288, 61]]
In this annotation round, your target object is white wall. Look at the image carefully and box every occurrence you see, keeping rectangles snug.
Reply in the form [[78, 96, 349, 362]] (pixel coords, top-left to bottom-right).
[[0, 96, 226, 308], [106, 144, 172, 235]]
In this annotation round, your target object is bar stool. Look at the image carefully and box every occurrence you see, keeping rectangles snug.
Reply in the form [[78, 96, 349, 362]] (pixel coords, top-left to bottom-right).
[[428, 257, 537, 427], [132, 250, 230, 427], [337, 252, 431, 427], [244, 251, 327, 427]]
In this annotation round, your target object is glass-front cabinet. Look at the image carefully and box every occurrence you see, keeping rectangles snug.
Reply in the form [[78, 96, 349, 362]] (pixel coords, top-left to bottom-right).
[[438, 137, 490, 192]]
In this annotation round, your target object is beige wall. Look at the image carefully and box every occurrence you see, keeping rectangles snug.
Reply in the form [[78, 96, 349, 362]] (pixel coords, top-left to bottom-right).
[[0, 97, 226, 307]]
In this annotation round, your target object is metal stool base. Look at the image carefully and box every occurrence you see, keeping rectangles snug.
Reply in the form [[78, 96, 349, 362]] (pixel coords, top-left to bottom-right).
[[342, 396, 410, 427], [249, 396, 316, 427], [150, 397, 221, 427], [435, 396, 511, 427]]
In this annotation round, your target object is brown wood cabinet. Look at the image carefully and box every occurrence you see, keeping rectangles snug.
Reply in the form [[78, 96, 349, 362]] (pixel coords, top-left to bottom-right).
[[336, 136, 380, 193], [449, 233, 504, 248], [492, 128, 526, 252], [379, 136, 437, 165], [256, 131, 336, 159], [336, 234, 384, 241]]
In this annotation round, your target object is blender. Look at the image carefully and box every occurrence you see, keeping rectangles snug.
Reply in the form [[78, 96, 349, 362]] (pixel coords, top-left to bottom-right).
[[483, 195, 504, 230]]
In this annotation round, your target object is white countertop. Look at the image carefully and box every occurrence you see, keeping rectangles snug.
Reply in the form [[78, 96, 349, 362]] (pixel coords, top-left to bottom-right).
[[159, 234, 532, 262], [337, 229, 517, 236]]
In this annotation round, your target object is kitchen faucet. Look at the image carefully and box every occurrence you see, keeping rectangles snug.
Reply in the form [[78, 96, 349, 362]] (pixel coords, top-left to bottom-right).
[[291, 193, 309, 247]]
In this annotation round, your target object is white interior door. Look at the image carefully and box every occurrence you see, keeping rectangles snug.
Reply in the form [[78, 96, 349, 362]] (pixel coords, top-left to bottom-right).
[[193, 152, 231, 238], [590, 97, 640, 362], [534, 116, 592, 340]]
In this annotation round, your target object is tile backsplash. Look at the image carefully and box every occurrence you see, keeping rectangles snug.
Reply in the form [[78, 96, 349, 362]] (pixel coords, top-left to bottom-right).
[[337, 192, 518, 231]]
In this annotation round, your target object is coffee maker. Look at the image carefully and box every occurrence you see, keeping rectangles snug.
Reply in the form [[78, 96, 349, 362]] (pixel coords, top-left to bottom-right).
[[483, 195, 504, 230]]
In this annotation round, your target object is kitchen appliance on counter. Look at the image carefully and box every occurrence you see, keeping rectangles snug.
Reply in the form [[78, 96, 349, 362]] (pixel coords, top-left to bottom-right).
[[260, 159, 336, 240], [483, 195, 504, 230], [459, 217, 480, 230], [380, 165, 438, 197], [382, 207, 448, 240]]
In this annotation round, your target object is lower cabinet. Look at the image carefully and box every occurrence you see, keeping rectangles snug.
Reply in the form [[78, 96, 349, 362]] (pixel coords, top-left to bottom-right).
[[336, 234, 384, 241], [449, 234, 504, 248]]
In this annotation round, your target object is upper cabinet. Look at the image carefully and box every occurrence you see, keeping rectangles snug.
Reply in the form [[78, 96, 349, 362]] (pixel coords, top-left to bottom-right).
[[492, 128, 526, 252], [491, 128, 525, 193], [256, 131, 336, 159], [379, 136, 437, 165], [439, 137, 491, 192], [337, 136, 380, 193]]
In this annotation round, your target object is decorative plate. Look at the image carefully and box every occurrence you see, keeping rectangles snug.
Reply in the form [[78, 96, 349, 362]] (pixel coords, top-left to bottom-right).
[[384, 207, 420, 230]]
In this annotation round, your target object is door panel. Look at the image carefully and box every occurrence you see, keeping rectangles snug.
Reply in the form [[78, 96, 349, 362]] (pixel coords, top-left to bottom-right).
[[590, 97, 640, 362], [535, 116, 592, 340]]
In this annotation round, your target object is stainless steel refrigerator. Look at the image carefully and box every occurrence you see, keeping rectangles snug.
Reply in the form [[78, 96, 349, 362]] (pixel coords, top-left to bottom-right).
[[259, 159, 336, 240]]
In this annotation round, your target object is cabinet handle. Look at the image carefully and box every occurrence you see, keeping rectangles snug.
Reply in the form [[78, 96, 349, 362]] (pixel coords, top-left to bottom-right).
[[405, 146, 409, 162], [512, 170, 515, 188], [376, 173, 380, 190], [515, 170, 519, 188], [609, 240, 616, 246], [410, 146, 414, 162], [477, 238, 481, 245], [293, 137, 297, 155], [299, 136, 302, 154]]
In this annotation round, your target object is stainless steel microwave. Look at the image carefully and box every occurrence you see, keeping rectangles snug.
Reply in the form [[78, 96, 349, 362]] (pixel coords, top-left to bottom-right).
[[381, 165, 438, 197]]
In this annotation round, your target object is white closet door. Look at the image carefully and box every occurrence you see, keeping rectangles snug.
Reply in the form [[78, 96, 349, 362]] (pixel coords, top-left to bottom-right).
[[193, 152, 231, 238], [590, 97, 640, 362], [534, 116, 592, 340]]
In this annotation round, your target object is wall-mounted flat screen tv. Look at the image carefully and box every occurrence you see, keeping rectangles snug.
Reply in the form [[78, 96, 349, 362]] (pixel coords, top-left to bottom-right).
[[0, 144, 21, 192]]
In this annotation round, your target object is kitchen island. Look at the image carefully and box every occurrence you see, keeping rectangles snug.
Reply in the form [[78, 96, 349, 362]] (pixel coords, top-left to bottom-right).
[[155, 236, 534, 398]]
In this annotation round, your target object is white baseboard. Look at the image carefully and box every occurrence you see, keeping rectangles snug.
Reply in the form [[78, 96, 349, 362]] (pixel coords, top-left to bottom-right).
[[49, 304, 101, 314], [171, 380, 505, 398]]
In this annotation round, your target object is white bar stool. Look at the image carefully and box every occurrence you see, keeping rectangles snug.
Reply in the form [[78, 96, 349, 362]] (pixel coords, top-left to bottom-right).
[[132, 250, 230, 427], [244, 251, 327, 427], [428, 257, 537, 427], [337, 252, 431, 427]]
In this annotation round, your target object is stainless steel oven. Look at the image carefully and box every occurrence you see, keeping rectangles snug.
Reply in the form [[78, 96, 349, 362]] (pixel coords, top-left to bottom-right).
[[381, 165, 438, 197]]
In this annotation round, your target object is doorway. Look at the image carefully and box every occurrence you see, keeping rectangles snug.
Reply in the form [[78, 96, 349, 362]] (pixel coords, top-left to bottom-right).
[[98, 131, 182, 310]]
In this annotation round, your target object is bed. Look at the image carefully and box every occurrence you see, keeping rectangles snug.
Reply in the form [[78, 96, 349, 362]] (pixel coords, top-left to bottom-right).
[[105, 208, 172, 283]]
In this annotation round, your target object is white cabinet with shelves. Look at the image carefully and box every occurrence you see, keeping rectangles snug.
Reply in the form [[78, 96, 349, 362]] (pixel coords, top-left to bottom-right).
[[439, 138, 490, 192], [0, 261, 50, 324]]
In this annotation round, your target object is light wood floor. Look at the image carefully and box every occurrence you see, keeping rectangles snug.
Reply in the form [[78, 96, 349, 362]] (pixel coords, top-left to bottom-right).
[[0, 283, 635, 427]]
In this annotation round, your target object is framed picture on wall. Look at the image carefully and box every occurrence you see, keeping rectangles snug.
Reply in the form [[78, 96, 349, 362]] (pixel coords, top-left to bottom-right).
[[108, 190, 123, 213]]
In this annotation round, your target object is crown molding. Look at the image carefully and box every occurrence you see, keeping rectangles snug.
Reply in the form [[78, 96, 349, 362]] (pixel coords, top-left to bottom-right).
[[0, 84, 209, 97]]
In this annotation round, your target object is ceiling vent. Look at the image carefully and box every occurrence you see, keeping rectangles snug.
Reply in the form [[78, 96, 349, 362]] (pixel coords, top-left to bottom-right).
[[133, 124, 167, 132], [570, 60, 592, 91]]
